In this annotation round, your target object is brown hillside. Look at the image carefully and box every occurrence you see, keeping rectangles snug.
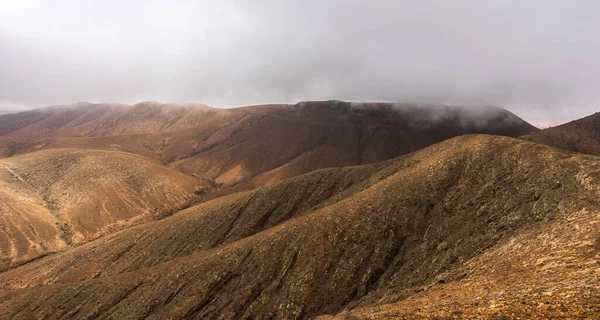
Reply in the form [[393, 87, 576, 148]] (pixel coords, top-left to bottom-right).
[[0, 166, 65, 271], [522, 112, 600, 156], [0, 102, 219, 137], [0, 149, 207, 269], [0, 101, 538, 191], [0, 135, 597, 319]]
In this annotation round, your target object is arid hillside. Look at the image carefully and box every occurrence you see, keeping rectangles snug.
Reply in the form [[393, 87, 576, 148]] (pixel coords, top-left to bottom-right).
[[0, 149, 207, 270], [0, 135, 597, 319], [0, 101, 538, 272], [0, 101, 538, 190], [522, 112, 600, 156], [0, 102, 219, 137]]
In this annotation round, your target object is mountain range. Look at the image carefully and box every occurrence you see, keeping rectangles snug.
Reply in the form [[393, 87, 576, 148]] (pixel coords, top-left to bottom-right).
[[0, 101, 597, 319]]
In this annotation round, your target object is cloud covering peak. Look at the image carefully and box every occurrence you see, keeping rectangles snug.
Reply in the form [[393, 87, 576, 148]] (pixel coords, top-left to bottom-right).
[[1, 0, 599, 126]]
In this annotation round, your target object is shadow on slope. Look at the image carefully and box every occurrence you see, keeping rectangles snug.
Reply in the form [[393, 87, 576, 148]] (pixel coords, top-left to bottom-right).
[[0, 101, 538, 193], [0, 135, 597, 319]]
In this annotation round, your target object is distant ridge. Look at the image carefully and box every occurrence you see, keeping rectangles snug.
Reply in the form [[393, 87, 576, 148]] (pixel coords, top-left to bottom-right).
[[0, 100, 538, 138], [0, 108, 17, 116], [522, 111, 600, 155], [0, 101, 538, 192]]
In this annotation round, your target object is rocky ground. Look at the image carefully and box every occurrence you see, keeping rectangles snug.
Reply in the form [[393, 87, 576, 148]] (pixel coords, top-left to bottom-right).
[[523, 112, 600, 156], [0, 135, 597, 319]]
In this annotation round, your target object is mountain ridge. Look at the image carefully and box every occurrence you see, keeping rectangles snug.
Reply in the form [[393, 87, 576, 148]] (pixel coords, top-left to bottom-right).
[[0, 101, 538, 191], [522, 111, 600, 156], [6, 102, 598, 319], [0, 134, 597, 319], [0, 101, 537, 137]]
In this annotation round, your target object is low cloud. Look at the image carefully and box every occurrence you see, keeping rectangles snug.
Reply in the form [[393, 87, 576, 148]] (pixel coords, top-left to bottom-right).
[[1, 1, 599, 125]]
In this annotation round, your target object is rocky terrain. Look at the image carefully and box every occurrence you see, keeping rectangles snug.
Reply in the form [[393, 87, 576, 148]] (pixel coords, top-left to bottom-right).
[[0, 148, 207, 269], [0, 101, 537, 191], [0, 101, 537, 268], [0, 101, 598, 319], [0, 134, 597, 319], [522, 112, 600, 156]]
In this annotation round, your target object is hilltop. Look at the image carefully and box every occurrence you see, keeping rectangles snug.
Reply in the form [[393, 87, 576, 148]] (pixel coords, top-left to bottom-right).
[[0, 101, 538, 191], [522, 112, 600, 156]]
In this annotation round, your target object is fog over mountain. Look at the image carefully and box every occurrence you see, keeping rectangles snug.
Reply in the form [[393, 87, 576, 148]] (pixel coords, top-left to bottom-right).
[[4, 2, 600, 318], [2, 1, 600, 126]]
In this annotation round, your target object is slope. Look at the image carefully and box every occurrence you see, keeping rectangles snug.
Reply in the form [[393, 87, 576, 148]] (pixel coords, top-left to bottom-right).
[[168, 101, 539, 188], [0, 134, 597, 319], [0, 166, 65, 271], [325, 203, 600, 318], [0, 102, 219, 137], [522, 112, 600, 156], [0, 101, 537, 191], [0, 149, 207, 269]]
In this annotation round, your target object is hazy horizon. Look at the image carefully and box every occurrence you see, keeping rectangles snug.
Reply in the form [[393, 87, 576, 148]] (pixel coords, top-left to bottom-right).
[[2, 1, 600, 128]]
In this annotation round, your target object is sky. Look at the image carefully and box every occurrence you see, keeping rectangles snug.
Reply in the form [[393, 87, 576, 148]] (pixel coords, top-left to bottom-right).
[[1, 1, 600, 127]]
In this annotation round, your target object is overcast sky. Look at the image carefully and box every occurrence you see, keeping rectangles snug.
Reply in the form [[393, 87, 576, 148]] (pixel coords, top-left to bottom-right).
[[1, 0, 599, 127]]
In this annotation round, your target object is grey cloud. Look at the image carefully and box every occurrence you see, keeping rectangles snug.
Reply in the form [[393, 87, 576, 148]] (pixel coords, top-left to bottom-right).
[[1, 0, 600, 127]]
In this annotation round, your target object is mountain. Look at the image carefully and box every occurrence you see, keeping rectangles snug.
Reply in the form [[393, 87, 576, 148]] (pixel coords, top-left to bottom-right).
[[0, 102, 218, 137], [0, 101, 537, 270], [522, 112, 600, 156], [0, 135, 597, 319], [0, 148, 207, 270], [0, 109, 15, 116], [0, 101, 538, 191], [0, 101, 537, 138]]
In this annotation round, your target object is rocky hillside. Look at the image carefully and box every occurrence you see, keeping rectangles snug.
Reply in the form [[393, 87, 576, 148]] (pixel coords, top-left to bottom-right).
[[0, 135, 597, 319], [0, 101, 538, 274], [0, 101, 538, 191], [522, 112, 600, 156], [0, 149, 207, 269], [0, 102, 218, 137]]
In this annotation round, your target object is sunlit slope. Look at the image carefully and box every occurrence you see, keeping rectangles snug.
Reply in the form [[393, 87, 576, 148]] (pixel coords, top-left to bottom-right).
[[0, 135, 597, 319], [0, 148, 207, 269], [0, 101, 537, 191]]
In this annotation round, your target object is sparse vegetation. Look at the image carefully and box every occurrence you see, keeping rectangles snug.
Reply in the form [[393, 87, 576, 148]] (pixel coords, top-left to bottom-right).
[[0, 102, 597, 319]]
